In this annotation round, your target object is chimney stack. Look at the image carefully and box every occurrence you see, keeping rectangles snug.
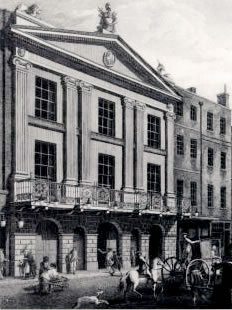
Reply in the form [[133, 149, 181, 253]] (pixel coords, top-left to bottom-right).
[[217, 84, 229, 107], [187, 87, 196, 93]]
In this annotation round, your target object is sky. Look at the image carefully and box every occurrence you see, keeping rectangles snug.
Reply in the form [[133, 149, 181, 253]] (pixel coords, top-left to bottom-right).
[[1, 0, 232, 103]]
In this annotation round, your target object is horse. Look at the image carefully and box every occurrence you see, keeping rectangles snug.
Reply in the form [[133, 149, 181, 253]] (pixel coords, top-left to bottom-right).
[[119, 257, 163, 300]]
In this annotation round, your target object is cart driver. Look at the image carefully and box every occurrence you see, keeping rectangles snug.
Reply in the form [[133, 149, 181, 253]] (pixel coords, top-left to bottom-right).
[[135, 251, 152, 278], [182, 233, 201, 267]]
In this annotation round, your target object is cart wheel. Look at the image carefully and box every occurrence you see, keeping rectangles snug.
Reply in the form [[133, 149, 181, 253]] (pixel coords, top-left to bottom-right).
[[186, 259, 210, 289], [161, 257, 183, 286]]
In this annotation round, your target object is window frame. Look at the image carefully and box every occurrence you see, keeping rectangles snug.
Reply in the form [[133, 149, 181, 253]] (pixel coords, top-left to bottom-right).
[[174, 102, 183, 117], [147, 114, 161, 149], [190, 139, 197, 159], [147, 163, 161, 193], [207, 184, 214, 208], [98, 153, 115, 189], [190, 105, 197, 121], [220, 117, 226, 135], [98, 98, 115, 137], [220, 187, 226, 209], [176, 135, 184, 155], [208, 148, 214, 167], [207, 112, 214, 131], [190, 181, 197, 206], [221, 152, 226, 170]]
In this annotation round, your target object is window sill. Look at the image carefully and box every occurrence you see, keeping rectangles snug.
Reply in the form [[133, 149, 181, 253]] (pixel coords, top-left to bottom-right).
[[206, 129, 214, 133], [144, 145, 166, 156], [28, 116, 65, 133], [207, 165, 214, 170], [91, 132, 124, 146]]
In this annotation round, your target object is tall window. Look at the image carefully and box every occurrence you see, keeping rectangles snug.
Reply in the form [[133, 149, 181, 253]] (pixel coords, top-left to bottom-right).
[[176, 135, 184, 155], [190, 139, 197, 158], [207, 112, 213, 131], [190, 105, 197, 121], [221, 152, 226, 169], [220, 187, 226, 209], [35, 76, 57, 121], [208, 148, 214, 167], [176, 180, 184, 206], [207, 184, 214, 208], [220, 117, 226, 135], [98, 98, 115, 137], [147, 164, 161, 193], [190, 182, 197, 206], [147, 115, 161, 149], [98, 154, 115, 188], [174, 102, 183, 116], [35, 141, 56, 181]]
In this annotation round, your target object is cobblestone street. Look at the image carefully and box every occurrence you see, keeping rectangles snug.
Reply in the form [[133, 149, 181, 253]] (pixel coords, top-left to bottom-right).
[[0, 271, 218, 309]]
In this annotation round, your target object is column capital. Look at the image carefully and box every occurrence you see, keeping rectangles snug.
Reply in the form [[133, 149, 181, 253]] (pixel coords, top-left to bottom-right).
[[62, 76, 79, 88], [122, 97, 135, 109], [12, 57, 32, 71], [135, 101, 146, 111], [78, 80, 93, 92], [166, 111, 176, 120]]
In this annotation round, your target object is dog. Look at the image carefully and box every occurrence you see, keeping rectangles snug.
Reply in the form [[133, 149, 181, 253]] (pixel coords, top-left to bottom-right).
[[72, 290, 109, 309]]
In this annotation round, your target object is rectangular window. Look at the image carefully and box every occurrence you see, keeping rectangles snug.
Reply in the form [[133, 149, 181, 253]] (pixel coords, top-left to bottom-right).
[[207, 112, 213, 131], [220, 117, 226, 135], [147, 164, 161, 193], [190, 139, 197, 158], [98, 98, 115, 137], [98, 154, 115, 189], [220, 187, 226, 209], [147, 115, 161, 149], [190, 105, 197, 121], [208, 184, 214, 208], [176, 135, 184, 155], [190, 182, 197, 206], [176, 180, 184, 207], [174, 102, 183, 116], [208, 148, 214, 167], [221, 152, 226, 169], [35, 76, 57, 121], [35, 140, 56, 181]]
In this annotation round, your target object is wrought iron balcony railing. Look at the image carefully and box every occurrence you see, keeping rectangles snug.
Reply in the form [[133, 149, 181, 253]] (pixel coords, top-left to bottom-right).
[[13, 179, 171, 213]]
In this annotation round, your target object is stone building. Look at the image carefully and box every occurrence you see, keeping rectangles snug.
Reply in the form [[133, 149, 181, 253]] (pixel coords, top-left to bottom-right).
[[0, 7, 181, 276], [174, 86, 231, 257]]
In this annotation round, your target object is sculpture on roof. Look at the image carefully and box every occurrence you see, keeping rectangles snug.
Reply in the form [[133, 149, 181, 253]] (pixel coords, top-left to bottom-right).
[[97, 3, 117, 33], [156, 60, 174, 84], [16, 4, 41, 18]]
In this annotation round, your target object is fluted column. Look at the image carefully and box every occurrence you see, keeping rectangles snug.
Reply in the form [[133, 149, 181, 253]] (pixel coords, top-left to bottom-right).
[[78, 81, 93, 185], [62, 76, 78, 184], [165, 103, 176, 210], [122, 97, 135, 191], [13, 57, 31, 179], [135, 102, 145, 191]]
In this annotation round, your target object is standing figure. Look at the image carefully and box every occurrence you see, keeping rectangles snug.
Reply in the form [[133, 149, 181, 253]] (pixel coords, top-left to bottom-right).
[[131, 248, 136, 267], [135, 251, 151, 278], [98, 248, 114, 274], [23, 250, 30, 279], [110, 251, 122, 276], [0, 249, 5, 280], [65, 253, 71, 274], [26, 251, 37, 278], [182, 233, 200, 268], [39, 256, 50, 294], [69, 247, 78, 275]]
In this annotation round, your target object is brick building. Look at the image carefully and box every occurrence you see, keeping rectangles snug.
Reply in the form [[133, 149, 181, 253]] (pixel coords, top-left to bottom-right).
[[0, 7, 181, 276], [174, 86, 231, 257]]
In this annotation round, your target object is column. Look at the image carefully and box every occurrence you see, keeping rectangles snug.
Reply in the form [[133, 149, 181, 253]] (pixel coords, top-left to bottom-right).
[[135, 102, 146, 191], [62, 76, 78, 184], [58, 233, 74, 273], [122, 97, 135, 191], [140, 234, 150, 260], [86, 234, 98, 270], [13, 57, 31, 180], [164, 221, 177, 259], [78, 81, 93, 185], [165, 104, 176, 211], [121, 233, 131, 269]]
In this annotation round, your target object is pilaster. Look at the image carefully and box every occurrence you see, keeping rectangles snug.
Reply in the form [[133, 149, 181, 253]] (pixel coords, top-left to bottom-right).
[[121, 233, 131, 269], [62, 76, 78, 185], [135, 101, 146, 191], [13, 57, 31, 180], [58, 233, 74, 273], [140, 234, 150, 260], [122, 97, 135, 191], [165, 104, 176, 210], [78, 81, 93, 186], [86, 234, 98, 270]]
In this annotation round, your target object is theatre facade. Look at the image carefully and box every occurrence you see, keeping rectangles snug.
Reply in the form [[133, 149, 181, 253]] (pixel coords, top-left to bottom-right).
[[0, 7, 182, 276]]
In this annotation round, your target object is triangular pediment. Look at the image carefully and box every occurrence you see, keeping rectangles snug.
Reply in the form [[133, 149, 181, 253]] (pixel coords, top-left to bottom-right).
[[11, 25, 179, 99]]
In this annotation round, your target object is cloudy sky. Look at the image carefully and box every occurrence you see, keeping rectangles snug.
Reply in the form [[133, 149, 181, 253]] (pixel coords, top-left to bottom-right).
[[2, 0, 232, 103]]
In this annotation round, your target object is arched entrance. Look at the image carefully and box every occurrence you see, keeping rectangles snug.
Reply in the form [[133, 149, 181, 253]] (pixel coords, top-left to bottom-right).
[[35, 220, 59, 270], [97, 222, 120, 269], [149, 225, 163, 265], [131, 229, 140, 267], [73, 227, 85, 270]]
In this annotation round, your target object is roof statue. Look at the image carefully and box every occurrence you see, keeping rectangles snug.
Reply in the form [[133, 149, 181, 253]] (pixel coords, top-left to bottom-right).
[[16, 4, 41, 18], [156, 60, 175, 85], [97, 3, 117, 33]]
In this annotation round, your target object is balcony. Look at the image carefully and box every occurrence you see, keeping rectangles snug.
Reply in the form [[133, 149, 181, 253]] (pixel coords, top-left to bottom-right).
[[13, 179, 174, 214], [176, 196, 199, 218]]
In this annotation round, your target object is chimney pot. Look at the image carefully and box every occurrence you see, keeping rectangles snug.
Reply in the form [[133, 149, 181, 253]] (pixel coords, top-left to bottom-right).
[[187, 87, 196, 93], [217, 85, 229, 107]]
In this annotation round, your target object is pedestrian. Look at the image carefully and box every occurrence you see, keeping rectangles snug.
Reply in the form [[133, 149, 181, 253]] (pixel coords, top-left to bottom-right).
[[182, 233, 201, 268], [39, 256, 50, 294], [135, 251, 151, 278], [98, 248, 114, 274], [0, 249, 5, 280], [69, 247, 78, 275], [65, 253, 71, 274], [111, 251, 122, 276], [131, 248, 136, 267], [26, 250, 37, 278]]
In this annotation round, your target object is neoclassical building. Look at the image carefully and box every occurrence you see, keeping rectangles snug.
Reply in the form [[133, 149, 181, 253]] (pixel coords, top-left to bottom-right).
[[0, 7, 181, 276]]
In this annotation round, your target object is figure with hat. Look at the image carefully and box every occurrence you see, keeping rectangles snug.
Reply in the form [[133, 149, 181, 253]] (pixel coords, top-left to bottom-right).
[[135, 251, 151, 278], [181, 233, 201, 268], [39, 256, 50, 294]]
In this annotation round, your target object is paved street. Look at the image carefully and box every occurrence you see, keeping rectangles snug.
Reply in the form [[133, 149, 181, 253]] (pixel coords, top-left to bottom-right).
[[0, 271, 220, 309]]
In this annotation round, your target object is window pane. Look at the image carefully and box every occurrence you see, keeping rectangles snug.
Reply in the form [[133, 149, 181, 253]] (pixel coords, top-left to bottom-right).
[[35, 140, 56, 181], [147, 115, 161, 149], [98, 154, 115, 188], [98, 98, 115, 137]]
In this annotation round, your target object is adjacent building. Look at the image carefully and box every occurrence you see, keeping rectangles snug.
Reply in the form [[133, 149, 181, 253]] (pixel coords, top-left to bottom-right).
[[0, 7, 181, 276]]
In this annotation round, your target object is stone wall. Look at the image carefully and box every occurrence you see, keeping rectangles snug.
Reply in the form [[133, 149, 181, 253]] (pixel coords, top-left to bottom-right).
[[58, 234, 73, 273], [86, 234, 98, 270]]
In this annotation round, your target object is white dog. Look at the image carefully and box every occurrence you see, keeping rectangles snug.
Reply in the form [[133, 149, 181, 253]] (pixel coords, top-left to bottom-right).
[[72, 290, 109, 309]]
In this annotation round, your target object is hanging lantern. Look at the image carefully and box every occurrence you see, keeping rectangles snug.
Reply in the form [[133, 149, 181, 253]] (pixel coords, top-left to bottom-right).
[[0, 220, 6, 228], [18, 219, 24, 229]]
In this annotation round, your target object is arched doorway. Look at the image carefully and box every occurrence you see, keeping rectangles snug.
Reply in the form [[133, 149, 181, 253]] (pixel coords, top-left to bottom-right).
[[97, 222, 120, 269], [73, 227, 85, 270], [131, 229, 140, 267], [149, 225, 163, 265], [35, 220, 59, 270]]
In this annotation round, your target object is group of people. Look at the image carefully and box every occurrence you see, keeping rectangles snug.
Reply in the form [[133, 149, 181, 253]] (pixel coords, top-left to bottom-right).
[[19, 249, 37, 279], [39, 256, 60, 294]]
